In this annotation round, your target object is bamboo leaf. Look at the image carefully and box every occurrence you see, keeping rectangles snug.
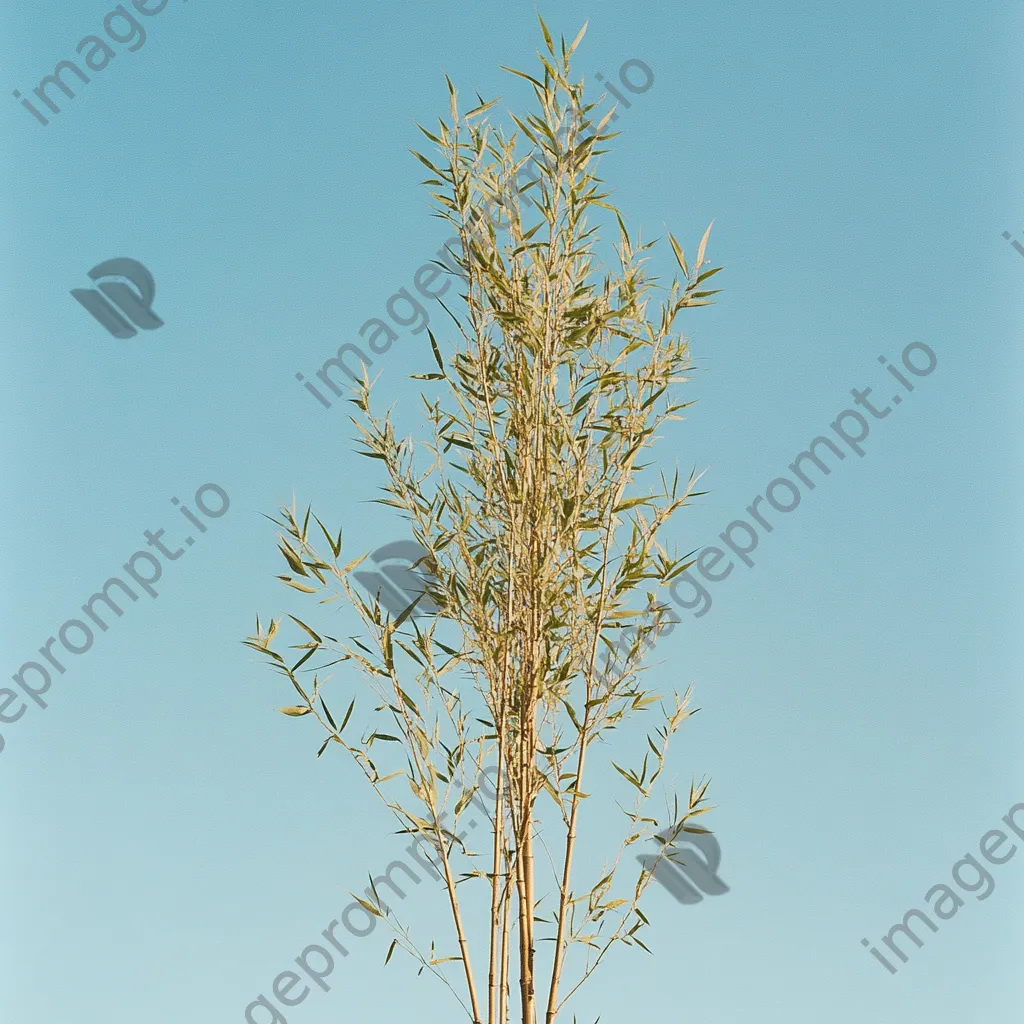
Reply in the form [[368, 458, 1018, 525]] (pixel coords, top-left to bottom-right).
[[668, 233, 688, 277], [338, 698, 356, 735], [355, 897, 383, 919], [500, 65, 545, 89], [696, 220, 714, 269], [538, 12, 554, 55], [428, 329, 445, 372], [567, 21, 588, 57], [341, 552, 369, 574]]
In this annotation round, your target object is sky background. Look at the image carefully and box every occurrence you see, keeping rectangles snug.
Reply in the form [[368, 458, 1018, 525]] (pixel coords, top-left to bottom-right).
[[1, 1, 1022, 1022]]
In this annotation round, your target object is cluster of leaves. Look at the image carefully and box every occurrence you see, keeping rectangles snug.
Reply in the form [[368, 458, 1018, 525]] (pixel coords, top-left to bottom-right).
[[246, 16, 721, 1024]]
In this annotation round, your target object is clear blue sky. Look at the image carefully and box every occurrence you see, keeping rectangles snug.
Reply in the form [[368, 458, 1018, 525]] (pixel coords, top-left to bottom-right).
[[1, 1, 1022, 1022]]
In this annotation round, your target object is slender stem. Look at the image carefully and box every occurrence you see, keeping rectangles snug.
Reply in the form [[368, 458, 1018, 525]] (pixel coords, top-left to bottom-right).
[[434, 814, 483, 1023], [499, 864, 513, 1024], [488, 711, 507, 1024], [544, 457, 626, 1023]]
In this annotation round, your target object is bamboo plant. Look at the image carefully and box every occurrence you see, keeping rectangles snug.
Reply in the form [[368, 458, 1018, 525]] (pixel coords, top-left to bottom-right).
[[246, 17, 722, 1024]]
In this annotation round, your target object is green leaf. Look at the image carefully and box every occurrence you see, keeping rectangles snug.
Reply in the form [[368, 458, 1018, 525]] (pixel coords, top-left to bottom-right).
[[562, 698, 583, 734], [313, 515, 342, 558], [428, 329, 445, 372], [409, 150, 445, 176], [396, 686, 420, 716], [278, 542, 308, 577], [696, 220, 714, 269], [290, 647, 317, 673], [668, 233, 687, 277], [354, 897, 383, 919], [289, 616, 322, 643], [500, 65, 545, 90], [464, 97, 500, 120], [695, 265, 723, 285], [612, 496, 650, 513], [538, 12, 554, 55], [611, 761, 644, 792], [338, 698, 356, 735], [566, 20, 588, 57], [320, 696, 338, 730], [282, 579, 317, 594], [341, 552, 369, 574]]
